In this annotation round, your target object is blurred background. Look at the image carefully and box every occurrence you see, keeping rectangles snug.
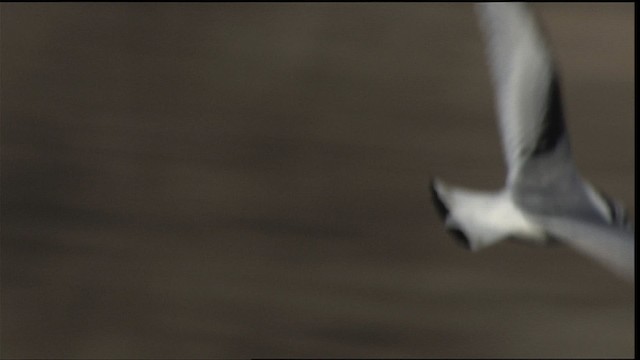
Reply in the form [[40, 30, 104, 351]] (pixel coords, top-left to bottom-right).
[[1, 3, 634, 358]]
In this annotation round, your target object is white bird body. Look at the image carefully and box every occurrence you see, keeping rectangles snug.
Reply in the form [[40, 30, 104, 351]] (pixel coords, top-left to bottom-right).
[[431, 3, 634, 281]]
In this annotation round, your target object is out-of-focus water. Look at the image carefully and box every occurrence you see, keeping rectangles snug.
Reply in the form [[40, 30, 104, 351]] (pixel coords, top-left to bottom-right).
[[1, 3, 634, 358]]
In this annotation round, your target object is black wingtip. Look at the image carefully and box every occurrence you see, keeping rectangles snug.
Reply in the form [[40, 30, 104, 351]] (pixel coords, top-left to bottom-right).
[[429, 178, 450, 221], [449, 229, 471, 250], [532, 74, 566, 157], [429, 178, 471, 250]]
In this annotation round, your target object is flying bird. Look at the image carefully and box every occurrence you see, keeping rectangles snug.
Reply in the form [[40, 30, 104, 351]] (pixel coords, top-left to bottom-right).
[[430, 3, 634, 281]]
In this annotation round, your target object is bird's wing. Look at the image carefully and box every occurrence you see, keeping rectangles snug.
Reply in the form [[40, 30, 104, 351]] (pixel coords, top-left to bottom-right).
[[475, 4, 634, 281], [475, 3, 575, 188], [535, 214, 634, 281]]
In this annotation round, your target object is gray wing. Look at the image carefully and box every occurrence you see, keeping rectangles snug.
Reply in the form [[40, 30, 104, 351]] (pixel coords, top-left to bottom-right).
[[535, 214, 634, 281], [475, 3, 574, 187], [477, 4, 634, 281]]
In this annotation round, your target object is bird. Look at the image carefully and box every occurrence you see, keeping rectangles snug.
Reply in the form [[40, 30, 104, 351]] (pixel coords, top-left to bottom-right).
[[430, 3, 634, 281]]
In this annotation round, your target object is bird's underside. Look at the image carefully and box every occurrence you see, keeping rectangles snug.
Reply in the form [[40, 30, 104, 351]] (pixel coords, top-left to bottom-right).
[[430, 3, 634, 281]]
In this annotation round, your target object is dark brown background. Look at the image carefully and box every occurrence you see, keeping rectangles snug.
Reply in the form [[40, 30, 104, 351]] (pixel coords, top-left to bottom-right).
[[1, 3, 634, 358]]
